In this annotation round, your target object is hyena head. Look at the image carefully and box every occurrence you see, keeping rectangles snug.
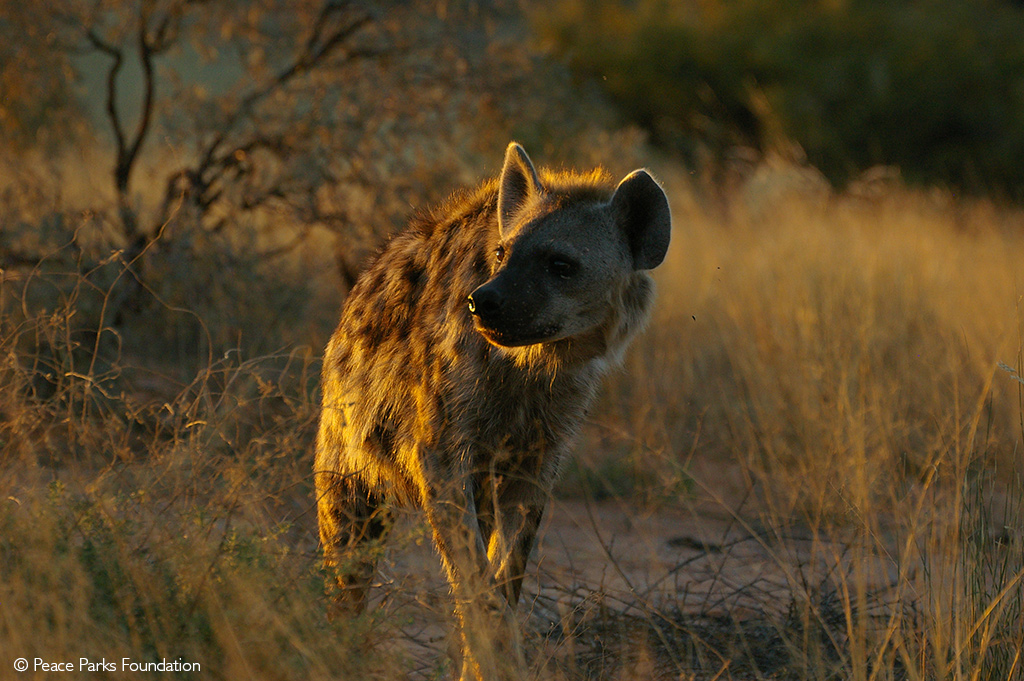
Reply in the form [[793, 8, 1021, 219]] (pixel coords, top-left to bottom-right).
[[469, 143, 672, 349]]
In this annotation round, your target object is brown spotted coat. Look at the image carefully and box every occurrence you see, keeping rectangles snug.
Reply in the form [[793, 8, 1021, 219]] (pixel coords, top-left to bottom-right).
[[315, 143, 671, 681]]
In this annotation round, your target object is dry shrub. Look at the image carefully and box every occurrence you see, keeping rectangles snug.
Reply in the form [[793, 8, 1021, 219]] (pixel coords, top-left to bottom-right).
[[0, 262, 401, 680]]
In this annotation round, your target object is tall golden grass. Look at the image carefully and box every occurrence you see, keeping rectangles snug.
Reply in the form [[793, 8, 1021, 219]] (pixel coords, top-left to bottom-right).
[[2, 162, 1023, 679], [591, 165, 1024, 679], [605, 168, 1024, 512]]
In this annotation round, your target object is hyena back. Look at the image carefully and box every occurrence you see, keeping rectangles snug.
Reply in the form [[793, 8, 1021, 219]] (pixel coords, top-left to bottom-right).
[[315, 143, 671, 680]]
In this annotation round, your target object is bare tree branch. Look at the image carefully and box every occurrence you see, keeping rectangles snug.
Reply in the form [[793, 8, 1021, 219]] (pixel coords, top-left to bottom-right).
[[86, 3, 180, 248], [255, 226, 314, 260], [86, 29, 128, 184], [121, 13, 154, 194], [73, 1, 386, 322], [193, 8, 378, 184]]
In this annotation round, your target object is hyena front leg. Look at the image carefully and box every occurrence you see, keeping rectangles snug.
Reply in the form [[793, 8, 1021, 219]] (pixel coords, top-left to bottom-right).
[[488, 500, 545, 608], [476, 474, 546, 608], [417, 467, 525, 681], [315, 471, 393, 616]]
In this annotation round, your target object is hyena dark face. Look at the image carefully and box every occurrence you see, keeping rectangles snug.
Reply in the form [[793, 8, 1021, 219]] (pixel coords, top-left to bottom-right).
[[469, 145, 671, 348]]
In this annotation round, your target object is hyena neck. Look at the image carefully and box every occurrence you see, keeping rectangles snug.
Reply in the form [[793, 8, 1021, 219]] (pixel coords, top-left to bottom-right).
[[598, 271, 656, 366]]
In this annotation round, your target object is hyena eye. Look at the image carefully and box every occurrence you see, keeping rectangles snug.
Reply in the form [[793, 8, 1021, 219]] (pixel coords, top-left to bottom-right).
[[548, 256, 578, 279], [494, 245, 506, 263]]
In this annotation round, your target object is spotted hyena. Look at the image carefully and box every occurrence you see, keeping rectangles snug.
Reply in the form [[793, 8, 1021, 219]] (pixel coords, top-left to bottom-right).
[[315, 143, 671, 680]]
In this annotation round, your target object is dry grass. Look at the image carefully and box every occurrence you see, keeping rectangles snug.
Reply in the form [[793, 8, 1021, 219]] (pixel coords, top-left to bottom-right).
[[605, 166, 1024, 514], [582, 163, 1024, 679], [2, 160, 1024, 679]]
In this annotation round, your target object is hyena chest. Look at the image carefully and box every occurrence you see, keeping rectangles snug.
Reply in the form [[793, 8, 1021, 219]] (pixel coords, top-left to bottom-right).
[[458, 362, 598, 472]]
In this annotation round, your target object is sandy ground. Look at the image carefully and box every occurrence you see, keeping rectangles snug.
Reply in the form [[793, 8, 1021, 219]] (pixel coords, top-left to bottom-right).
[[355, 493, 898, 679]]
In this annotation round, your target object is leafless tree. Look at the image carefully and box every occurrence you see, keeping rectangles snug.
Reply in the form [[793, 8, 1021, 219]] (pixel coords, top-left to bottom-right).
[[1, 0, 644, 337]]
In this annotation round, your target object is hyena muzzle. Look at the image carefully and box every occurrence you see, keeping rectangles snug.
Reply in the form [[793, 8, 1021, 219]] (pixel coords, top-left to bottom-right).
[[315, 142, 671, 680]]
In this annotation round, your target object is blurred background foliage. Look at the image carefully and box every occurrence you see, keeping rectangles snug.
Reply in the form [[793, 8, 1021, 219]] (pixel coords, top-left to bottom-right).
[[3, 0, 1024, 474], [4, 0, 1024, 471], [537, 0, 1024, 196], [0, 0, 639, 367]]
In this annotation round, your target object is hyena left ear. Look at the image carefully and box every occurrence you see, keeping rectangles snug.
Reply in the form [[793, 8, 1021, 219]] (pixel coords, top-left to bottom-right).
[[498, 142, 544, 238], [611, 170, 672, 270]]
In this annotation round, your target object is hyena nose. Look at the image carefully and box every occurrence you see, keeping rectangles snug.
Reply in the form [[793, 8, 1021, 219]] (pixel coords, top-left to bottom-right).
[[468, 285, 502, 318]]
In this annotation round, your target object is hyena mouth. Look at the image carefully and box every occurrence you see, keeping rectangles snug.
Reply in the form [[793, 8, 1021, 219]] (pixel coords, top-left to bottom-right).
[[474, 320, 562, 348]]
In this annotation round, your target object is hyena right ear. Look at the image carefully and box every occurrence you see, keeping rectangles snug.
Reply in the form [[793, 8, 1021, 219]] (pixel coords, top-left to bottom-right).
[[498, 142, 544, 238], [611, 169, 672, 271]]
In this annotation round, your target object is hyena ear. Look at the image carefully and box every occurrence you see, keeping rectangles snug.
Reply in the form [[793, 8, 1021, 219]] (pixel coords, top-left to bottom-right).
[[611, 169, 672, 270], [498, 142, 544, 237]]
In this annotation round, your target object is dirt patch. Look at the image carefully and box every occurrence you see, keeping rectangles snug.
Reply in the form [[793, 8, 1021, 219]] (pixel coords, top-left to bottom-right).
[[360, 497, 892, 680]]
